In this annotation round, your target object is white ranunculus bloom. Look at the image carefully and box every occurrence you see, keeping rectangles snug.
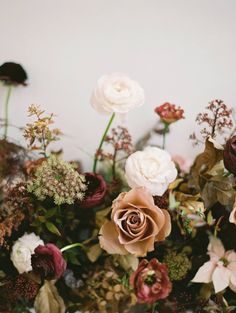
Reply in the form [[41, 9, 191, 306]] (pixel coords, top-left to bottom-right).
[[91, 73, 145, 115], [10, 233, 44, 274], [125, 146, 177, 196]]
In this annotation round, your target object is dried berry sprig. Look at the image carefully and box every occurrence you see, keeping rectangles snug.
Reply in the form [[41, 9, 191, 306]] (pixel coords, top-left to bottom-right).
[[190, 100, 233, 145], [96, 126, 133, 179], [23, 104, 62, 157]]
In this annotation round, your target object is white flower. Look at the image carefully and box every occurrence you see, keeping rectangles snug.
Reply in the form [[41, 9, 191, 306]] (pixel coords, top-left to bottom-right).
[[91, 73, 145, 115], [10, 233, 44, 274], [125, 146, 177, 196], [192, 236, 236, 293]]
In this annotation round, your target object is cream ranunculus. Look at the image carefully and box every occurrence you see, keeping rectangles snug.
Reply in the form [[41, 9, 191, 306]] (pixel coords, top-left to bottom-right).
[[91, 73, 145, 115], [125, 146, 177, 196], [10, 233, 44, 274]]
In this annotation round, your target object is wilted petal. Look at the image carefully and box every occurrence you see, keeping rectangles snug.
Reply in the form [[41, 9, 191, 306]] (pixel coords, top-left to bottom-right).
[[192, 261, 215, 283], [212, 266, 231, 293], [99, 221, 127, 255]]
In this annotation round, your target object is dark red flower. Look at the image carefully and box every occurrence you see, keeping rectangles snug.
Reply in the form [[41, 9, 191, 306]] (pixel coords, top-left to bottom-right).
[[130, 258, 172, 304], [0, 62, 27, 85], [5, 274, 39, 302], [155, 103, 184, 124], [32, 243, 66, 279], [79, 172, 107, 209], [223, 135, 236, 175]]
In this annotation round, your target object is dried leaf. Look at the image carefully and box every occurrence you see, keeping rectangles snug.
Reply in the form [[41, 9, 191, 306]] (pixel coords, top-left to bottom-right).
[[87, 243, 102, 262], [115, 254, 139, 271], [96, 207, 111, 228], [34, 280, 65, 313]]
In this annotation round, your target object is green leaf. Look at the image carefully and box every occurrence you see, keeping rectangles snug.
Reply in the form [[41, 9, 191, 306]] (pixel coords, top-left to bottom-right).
[[45, 222, 61, 236], [45, 207, 57, 218]]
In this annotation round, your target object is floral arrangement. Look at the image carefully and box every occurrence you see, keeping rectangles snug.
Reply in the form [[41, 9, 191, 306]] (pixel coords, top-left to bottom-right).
[[0, 64, 236, 313]]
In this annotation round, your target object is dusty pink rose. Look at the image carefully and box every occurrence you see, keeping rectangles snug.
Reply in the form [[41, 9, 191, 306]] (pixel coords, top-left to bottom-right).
[[32, 243, 67, 279], [79, 172, 107, 209], [155, 102, 184, 124], [99, 187, 171, 257], [130, 258, 172, 303]]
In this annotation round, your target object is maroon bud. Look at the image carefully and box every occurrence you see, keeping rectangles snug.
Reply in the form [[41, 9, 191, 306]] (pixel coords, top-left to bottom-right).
[[0, 62, 27, 85], [32, 243, 66, 279], [79, 172, 107, 209], [223, 135, 236, 175]]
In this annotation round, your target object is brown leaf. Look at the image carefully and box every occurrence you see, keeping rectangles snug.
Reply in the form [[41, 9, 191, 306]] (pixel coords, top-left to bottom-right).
[[34, 280, 65, 313], [190, 138, 223, 189], [95, 207, 111, 228], [87, 243, 102, 262]]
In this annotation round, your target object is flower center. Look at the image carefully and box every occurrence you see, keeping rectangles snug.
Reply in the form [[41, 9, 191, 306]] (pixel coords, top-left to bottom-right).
[[144, 270, 156, 286], [220, 257, 230, 267]]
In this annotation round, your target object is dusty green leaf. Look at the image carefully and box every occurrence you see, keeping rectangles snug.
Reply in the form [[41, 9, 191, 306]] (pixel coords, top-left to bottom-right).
[[34, 280, 65, 313]]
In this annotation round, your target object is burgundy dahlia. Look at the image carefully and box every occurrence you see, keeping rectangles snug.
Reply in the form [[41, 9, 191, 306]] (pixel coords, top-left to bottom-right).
[[32, 243, 66, 279], [79, 172, 107, 209], [0, 62, 27, 85], [223, 135, 236, 175], [130, 258, 172, 304]]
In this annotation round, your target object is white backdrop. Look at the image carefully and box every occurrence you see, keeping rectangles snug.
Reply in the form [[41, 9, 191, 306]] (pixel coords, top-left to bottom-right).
[[0, 0, 236, 170]]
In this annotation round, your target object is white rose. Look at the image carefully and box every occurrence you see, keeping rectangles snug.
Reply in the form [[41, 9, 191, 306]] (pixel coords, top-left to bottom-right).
[[10, 233, 44, 274], [125, 146, 177, 196], [91, 73, 145, 115]]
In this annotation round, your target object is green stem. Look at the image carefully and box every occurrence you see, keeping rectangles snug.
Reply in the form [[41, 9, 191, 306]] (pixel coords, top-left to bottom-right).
[[61, 243, 83, 253], [162, 122, 169, 149], [152, 302, 157, 313], [93, 113, 115, 172], [3, 85, 12, 139]]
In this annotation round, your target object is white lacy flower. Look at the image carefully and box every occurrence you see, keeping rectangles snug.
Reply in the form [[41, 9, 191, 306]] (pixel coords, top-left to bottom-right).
[[91, 73, 145, 115], [10, 233, 44, 274], [125, 146, 177, 196]]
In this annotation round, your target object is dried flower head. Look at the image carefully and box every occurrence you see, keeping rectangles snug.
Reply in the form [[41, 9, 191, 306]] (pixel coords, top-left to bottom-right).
[[0, 62, 27, 86], [27, 155, 86, 205], [163, 251, 192, 281], [5, 274, 39, 302], [23, 105, 62, 157], [190, 100, 233, 145], [155, 102, 185, 124]]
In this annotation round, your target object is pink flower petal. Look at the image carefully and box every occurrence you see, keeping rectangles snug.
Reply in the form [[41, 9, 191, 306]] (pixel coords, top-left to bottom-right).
[[192, 261, 215, 283], [208, 236, 225, 259], [212, 266, 231, 293]]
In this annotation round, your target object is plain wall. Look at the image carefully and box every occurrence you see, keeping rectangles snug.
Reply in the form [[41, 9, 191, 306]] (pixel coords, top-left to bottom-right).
[[0, 0, 236, 170]]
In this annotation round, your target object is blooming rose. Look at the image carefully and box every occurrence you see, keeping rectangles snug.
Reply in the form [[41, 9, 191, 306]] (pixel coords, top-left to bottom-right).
[[32, 243, 67, 279], [91, 73, 145, 115], [11, 233, 44, 274], [130, 258, 172, 303], [125, 146, 177, 196], [155, 102, 184, 124], [99, 187, 171, 257], [223, 135, 236, 175], [192, 236, 236, 293], [79, 172, 107, 209]]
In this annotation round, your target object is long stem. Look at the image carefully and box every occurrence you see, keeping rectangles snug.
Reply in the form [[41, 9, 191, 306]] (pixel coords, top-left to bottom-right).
[[3, 85, 12, 139], [93, 113, 115, 172], [152, 302, 157, 313], [162, 122, 169, 149], [61, 242, 83, 253]]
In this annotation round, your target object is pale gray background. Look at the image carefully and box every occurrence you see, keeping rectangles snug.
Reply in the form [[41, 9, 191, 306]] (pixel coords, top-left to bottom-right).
[[0, 0, 236, 170]]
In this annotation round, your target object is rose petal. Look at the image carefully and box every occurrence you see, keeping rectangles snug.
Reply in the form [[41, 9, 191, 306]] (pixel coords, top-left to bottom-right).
[[99, 221, 127, 255], [124, 237, 155, 257], [155, 209, 171, 241]]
